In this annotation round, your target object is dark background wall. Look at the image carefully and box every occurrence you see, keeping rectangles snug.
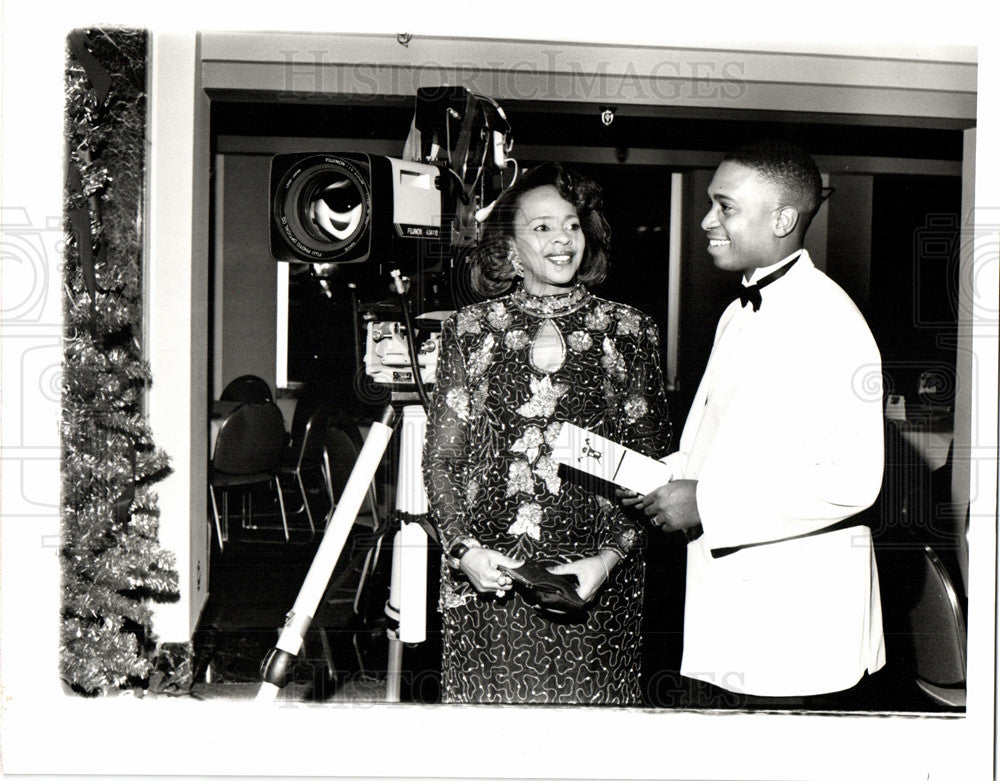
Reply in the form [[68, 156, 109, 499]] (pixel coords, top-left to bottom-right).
[[209, 97, 964, 707], [211, 102, 962, 450]]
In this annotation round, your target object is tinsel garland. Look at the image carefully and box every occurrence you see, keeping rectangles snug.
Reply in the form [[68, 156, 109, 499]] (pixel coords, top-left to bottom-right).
[[61, 28, 180, 695]]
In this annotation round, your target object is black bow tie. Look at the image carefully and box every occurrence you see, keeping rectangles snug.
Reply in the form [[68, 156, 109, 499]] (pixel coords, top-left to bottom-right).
[[737, 256, 799, 311], [738, 285, 763, 311]]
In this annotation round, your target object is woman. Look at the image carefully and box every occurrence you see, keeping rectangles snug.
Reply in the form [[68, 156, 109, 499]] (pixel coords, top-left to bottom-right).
[[423, 162, 671, 704]]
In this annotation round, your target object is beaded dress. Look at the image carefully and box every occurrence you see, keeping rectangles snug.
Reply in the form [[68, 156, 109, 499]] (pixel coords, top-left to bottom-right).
[[423, 283, 671, 704]]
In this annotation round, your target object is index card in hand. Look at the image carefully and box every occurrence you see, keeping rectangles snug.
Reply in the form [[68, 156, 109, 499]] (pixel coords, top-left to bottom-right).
[[550, 422, 671, 495]]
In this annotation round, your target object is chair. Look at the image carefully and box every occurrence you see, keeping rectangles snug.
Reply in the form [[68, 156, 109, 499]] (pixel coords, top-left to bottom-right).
[[322, 420, 390, 615], [322, 421, 386, 531], [209, 402, 289, 550], [909, 544, 967, 708], [277, 408, 330, 538], [220, 374, 274, 405]]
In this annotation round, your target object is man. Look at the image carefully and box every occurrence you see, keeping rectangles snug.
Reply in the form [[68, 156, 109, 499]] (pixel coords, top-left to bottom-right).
[[637, 140, 885, 704]]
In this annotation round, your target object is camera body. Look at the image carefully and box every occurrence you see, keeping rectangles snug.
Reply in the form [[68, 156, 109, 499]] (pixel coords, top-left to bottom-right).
[[269, 152, 443, 275], [364, 320, 442, 386]]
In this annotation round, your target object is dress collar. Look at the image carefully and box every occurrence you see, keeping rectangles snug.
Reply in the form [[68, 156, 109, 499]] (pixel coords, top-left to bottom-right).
[[510, 283, 589, 317]]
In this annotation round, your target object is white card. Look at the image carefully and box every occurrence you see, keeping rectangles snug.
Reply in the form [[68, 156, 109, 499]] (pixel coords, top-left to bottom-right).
[[550, 422, 671, 495]]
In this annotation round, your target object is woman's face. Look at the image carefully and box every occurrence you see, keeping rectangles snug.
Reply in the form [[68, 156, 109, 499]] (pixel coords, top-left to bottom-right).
[[511, 184, 585, 296]]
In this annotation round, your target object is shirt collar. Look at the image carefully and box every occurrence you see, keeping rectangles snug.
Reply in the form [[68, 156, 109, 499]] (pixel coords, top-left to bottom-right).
[[745, 249, 805, 286]]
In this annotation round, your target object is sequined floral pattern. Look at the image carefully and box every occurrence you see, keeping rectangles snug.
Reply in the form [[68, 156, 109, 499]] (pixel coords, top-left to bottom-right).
[[465, 477, 479, 505], [468, 333, 496, 382], [624, 393, 649, 425], [533, 454, 562, 495], [584, 303, 613, 331], [507, 501, 542, 539], [601, 337, 627, 382], [511, 425, 545, 463], [567, 330, 593, 352], [423, 285, 672, 705], [616, 307, 644, 337], [456, 309, 482, 336], [445, 388, 470, 421], [506, 460, 534, 496], [471, 381, 489, 418], [516, 374, 569, 418], [504, 329, 529, 350], [487, 301, 512, 330]]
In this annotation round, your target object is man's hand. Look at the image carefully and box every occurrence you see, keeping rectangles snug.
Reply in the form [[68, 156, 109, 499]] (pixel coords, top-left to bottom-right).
[[641, 479, 701, 532]]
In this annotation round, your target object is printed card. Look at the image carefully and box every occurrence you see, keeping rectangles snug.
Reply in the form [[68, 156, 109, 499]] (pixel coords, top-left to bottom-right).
[[550, 422, 672, 495]]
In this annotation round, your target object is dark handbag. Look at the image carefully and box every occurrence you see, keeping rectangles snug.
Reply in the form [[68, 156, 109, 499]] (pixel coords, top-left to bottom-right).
[[499, 560, 586, 611]]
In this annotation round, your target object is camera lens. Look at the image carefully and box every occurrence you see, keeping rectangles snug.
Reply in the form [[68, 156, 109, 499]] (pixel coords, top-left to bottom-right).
[[272, 155, 372, 262], [301, 172, 364, 242]]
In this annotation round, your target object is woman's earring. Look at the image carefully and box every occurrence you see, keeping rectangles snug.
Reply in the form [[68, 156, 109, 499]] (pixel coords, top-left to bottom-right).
[[509, 248, 523, 277]]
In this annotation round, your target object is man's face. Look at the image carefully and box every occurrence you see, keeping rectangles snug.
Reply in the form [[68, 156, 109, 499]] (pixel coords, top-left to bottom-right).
[[701, 161, 783, 278]]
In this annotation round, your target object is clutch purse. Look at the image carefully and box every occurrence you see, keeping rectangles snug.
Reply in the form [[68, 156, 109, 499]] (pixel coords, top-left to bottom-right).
[[499, 560, 586, 611]]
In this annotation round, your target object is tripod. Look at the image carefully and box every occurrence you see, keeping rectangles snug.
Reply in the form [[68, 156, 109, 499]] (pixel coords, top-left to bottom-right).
[[256, 403, 432, 704]]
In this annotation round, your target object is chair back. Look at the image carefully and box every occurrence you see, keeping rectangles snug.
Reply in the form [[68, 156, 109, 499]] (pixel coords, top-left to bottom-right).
[[297, 409, 330, 469], [212, 402, 287, 475], [220, 374, 274, 405], [910, 544, 967, 687], [324, 423, 366, 498]]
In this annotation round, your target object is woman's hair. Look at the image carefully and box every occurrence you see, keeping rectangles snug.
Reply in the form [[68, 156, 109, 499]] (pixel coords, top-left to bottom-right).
[[469, 162, 611, 297]]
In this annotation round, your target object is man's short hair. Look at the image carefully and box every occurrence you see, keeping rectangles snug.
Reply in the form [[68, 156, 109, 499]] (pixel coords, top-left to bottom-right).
[[724, 139, 823, 233]]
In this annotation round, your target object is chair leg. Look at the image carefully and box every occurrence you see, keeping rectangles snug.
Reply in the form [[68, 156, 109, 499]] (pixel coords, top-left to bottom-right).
[[273, 478, 289, 541], [297, 472, 316, 535], [353, 633, 366, 677], [366, 486, 381, 530], [317, 628, 337, 685], [354, 547, 375, 615], [353, 534, 385, 615], [322, 451, 335, 505], [209, 486, 225, 552]]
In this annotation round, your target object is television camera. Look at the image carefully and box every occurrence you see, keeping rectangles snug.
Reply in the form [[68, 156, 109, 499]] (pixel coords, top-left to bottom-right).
[[269, 86, 516, 405], [260, 88, 517, 703]]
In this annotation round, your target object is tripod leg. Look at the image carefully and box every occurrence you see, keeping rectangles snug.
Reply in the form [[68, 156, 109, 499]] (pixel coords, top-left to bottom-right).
[[383, 405, 431, 703], [386, 636, 405, 704], [257, 406, 396, 704]]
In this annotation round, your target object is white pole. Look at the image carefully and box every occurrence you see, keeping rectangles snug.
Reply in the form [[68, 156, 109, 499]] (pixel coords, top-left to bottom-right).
[[384, 405, 430, 702], [256, 406, 395, 703]]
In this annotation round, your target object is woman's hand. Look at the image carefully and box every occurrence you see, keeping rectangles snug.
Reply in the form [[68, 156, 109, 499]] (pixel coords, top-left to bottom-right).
[[459, 548, 524, 597], [616, 487, 644, 508], [548, 550, 621, 603]]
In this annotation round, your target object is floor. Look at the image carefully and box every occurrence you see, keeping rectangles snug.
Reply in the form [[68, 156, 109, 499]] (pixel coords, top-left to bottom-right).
[[188, 485, 960, 713], [190, 487, 442, 704]]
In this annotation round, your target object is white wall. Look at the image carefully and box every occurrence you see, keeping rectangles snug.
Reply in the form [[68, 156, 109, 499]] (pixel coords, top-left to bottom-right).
[[146, 33, 211, 640]]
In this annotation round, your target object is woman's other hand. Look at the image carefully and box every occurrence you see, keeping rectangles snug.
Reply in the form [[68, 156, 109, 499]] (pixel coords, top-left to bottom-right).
[[459, 548, 524, 597], [548, 550, 620, 603], [616, 487, 644, 508]]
